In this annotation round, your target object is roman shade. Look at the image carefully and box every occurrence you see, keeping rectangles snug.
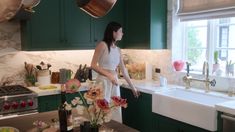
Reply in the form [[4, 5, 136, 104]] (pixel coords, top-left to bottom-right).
[[177, 0, 235, 21]]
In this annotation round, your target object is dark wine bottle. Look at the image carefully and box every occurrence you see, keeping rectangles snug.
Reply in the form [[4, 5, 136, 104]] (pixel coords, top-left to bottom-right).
[[58, 91, 73, 132]]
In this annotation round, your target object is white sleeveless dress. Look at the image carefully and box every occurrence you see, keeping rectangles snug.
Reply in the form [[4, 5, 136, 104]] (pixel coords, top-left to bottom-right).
[[96, 44, 122, 123]]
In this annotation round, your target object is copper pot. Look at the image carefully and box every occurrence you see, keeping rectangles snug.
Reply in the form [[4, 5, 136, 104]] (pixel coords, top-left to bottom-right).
[[22, 0, 41, 12], [77, 0, 117, 18], [0, 0, 22, 22]]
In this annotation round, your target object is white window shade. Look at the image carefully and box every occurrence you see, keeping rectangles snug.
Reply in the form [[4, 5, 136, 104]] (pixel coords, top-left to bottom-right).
[[177, 0, 235, 21]]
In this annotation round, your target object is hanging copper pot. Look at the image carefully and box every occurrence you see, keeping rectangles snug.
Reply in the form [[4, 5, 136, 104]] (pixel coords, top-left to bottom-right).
[[22, 0, 41, 13], [0, 0, 22, 22], [77, 0, 117, 18]]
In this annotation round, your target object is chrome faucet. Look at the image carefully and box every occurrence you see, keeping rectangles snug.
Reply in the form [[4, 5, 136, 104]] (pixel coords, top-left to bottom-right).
[[182, 62, 192, 89], [183, 61, 216, 92]]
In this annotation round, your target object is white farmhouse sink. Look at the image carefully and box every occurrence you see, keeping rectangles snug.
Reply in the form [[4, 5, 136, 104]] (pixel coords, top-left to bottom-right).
[[152, 87, 232, 131]]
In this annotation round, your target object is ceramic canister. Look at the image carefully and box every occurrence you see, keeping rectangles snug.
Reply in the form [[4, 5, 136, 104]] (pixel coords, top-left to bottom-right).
[[37, 70, 51, 86]]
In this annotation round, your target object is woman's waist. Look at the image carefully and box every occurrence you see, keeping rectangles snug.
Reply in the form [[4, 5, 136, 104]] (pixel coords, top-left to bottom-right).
[[97, 68, 118, 78], [101, 67, 117, 73]]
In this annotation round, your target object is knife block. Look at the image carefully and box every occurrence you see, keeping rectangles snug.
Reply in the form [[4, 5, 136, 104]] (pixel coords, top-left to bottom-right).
[[74, 67, 92, 82]]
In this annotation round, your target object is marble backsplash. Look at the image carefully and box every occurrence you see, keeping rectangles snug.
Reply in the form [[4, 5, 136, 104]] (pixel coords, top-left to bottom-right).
[[0, 21, 177, 87], [1, 21, 234, 93]]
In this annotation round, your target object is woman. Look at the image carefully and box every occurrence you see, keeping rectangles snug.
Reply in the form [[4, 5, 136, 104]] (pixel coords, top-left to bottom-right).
[[91, 21, 140, 123]]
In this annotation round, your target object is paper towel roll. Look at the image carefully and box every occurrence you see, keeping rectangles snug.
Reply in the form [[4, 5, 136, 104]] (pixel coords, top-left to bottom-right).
[[145, 62, 152, 80]]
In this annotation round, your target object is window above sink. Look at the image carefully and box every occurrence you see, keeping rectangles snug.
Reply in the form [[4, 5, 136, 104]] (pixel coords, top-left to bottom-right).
[[170, 0, 235, 78]]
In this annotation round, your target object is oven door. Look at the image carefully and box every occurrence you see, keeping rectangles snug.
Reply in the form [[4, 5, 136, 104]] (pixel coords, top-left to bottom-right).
[[221, 113, 235, 132]]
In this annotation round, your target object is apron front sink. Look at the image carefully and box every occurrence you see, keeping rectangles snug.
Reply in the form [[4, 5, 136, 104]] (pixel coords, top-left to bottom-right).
[[152, 87, 232, 131]]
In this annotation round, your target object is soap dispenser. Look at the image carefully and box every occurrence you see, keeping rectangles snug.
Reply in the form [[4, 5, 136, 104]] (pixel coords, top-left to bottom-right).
[[153, 68, 161, 81]]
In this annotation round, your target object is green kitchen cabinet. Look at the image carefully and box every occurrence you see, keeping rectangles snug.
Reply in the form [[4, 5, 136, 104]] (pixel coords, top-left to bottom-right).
[[155, 114, 212, 132], [38, 94, 61, 112], [64, 0, 124, 49], [38, 91, 85, 113], [21, 0, 124, 50], [63, 0, 94, 49], [122, 0, 167, 49], [120, 87, 155, 132], [21, 0, 62, 50], [217, 112, 223, 132]]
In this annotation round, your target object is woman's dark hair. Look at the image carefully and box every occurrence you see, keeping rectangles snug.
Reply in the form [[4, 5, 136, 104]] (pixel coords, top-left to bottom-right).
[[103, 21, 122, 52]]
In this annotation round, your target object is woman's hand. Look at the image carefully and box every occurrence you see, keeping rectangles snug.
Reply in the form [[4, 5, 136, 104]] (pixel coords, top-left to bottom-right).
[[131, 87, 140, 98], [108, 73, 118, 86]]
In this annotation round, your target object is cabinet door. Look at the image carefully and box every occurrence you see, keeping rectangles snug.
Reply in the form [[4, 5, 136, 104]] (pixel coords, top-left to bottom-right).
[[123, 0, 167, 49], [124, 0, 150, 49], [156, 114, 211, 132], [121, 87, 138, 129], [121, 87, 155, 132], [21, 0, 63, 50], [136, 91, 155, 132], [156, 114, 180, 132], [63, 0, 94, 49], [38, 94, 60, 112]]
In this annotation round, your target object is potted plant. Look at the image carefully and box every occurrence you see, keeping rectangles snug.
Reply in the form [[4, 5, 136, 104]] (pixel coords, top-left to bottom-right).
[[24, 62, 36, 86], [212, 51, 220, 74]]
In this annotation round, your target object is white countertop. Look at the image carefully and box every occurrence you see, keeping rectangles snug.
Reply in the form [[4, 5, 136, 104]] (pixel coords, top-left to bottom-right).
[[215, 100, 235, 115], [28, 79, 235, 116], [120, 79, 168, 94], [27, 83, 89, 96]]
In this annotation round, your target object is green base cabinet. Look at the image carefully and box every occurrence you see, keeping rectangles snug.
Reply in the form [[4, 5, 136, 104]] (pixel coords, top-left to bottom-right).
[[122, 0, 167, 49], [155, 114, 212, 132], [21, 0, 124, 51], [38, 94, 61, 113], [38, 91, 85, 113], [120, 87, 155, 132]]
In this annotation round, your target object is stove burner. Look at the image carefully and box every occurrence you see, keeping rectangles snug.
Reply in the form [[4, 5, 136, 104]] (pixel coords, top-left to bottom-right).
[[0, 85, 33, 96]]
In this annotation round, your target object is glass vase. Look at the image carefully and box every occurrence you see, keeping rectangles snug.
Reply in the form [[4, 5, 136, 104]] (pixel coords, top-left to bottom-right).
[[80, 121, 99, 132]]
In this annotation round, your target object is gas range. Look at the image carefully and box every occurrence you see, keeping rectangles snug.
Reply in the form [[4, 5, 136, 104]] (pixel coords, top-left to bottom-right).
[[0, 85, 38, 117]]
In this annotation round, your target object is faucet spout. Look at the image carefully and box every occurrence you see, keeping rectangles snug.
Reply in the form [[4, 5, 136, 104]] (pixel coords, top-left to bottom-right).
[[183, 61, 216, 92], [203, 61, 209, 79]]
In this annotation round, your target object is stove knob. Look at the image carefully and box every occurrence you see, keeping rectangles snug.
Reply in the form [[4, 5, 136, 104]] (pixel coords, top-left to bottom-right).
[[20, 101, 27, 108], [28, 100, 34, 106], [12, 102, 19, 109], [3, 103, 10, 110]]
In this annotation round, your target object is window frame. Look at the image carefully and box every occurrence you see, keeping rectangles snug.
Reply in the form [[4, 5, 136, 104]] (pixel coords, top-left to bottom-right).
[[181, 17, 235, 76]]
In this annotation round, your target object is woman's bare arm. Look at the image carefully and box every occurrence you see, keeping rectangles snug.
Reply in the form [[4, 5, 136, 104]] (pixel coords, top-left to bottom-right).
[[118, 49, 140, 98]]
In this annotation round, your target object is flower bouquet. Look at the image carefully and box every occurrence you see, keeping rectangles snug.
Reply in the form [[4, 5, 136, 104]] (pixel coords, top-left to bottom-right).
[[63, 79, 128, 131]]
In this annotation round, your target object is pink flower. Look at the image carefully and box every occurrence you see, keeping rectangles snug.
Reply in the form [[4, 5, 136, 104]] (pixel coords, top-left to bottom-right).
[[111, 96, 128, 108], [65, 79, 81, 93], [84, 86, 104, 101], [96, 99, 110, 112], [64, 81, 128, 126]]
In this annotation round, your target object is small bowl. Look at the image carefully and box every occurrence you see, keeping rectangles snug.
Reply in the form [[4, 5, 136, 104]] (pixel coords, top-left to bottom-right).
[[0, 126, 19, 132]]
